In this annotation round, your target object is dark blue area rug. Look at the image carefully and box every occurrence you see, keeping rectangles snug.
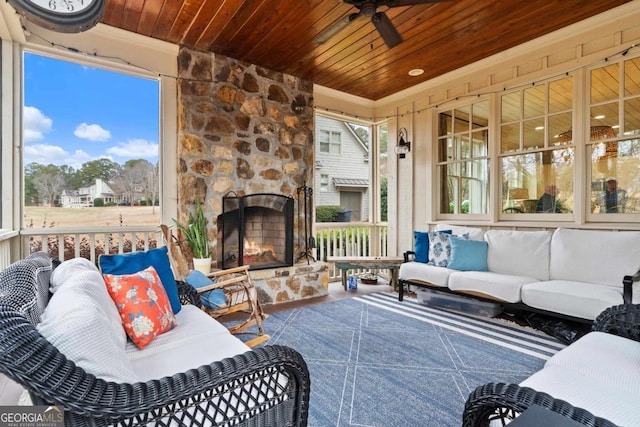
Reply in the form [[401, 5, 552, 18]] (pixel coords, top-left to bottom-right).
[[244, 292, 565, 427]]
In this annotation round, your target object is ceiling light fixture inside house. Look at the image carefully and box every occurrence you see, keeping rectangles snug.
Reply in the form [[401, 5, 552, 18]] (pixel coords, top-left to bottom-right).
[[408, 69, 424, 76], [594, 115, 606, 119]]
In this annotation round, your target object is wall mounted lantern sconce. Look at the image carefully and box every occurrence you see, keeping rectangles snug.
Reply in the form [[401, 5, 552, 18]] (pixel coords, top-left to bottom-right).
[[394, 128, 411, 158]]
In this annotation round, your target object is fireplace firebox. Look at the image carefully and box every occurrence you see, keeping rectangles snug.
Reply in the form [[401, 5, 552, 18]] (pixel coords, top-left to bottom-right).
[[217, 193, 294, 270]]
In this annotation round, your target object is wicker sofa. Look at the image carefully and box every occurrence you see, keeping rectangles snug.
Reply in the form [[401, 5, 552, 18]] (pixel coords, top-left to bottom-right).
[[399, 226, 640, 322], [463, 303, 640, 426], [0, 252, 310, 426]]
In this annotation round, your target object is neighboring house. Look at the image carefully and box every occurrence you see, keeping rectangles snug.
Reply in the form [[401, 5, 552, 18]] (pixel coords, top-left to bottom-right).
[[60, 179, 116, 208], [315, 116, 369, 221]]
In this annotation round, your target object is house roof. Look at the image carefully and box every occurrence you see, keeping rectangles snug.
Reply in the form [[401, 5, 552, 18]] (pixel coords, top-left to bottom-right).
[[98, 0, 630, 101]]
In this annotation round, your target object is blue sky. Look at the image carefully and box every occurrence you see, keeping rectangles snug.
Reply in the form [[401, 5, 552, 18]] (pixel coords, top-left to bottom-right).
[[23, 52, 159, 170]]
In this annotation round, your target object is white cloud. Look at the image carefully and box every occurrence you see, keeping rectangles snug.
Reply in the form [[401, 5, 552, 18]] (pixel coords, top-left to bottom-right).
[[24, 144, 95, 169], [23, 106, 52, 142], [74, 123, 111, 141], [107, 139, 158, 158]]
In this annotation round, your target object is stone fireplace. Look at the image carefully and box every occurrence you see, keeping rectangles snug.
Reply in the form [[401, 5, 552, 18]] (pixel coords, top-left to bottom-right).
[[218, 193, 294, 270], [177, 46, 328, 304]]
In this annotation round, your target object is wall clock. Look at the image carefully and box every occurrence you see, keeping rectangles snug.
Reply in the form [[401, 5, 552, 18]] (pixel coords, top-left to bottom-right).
[[7, 0, 106, 33]]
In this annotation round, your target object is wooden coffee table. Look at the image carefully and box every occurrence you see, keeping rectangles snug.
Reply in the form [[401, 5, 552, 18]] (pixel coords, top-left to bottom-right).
[[327, 256, 404, 291]]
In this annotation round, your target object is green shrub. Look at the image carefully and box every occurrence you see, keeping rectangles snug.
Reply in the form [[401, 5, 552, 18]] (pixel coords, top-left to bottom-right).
[[93, 198, 104, 207], [316, 205, 343, 222]]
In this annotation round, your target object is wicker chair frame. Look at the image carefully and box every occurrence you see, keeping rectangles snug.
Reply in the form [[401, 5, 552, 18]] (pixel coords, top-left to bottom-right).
[[462, 303, 640, 427], [0, 253, 310, 426]]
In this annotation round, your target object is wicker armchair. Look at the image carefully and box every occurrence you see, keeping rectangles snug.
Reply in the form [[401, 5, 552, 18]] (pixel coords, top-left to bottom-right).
[[0, 253, 310, 426], [462, 304, 640, 427]]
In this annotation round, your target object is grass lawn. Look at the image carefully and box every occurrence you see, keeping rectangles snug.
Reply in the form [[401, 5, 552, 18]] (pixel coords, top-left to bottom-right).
[[23, 206, 160, 228]]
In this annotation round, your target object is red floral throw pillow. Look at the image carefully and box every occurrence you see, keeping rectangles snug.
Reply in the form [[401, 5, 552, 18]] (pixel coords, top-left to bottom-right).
[[103, 265, 177, 349]]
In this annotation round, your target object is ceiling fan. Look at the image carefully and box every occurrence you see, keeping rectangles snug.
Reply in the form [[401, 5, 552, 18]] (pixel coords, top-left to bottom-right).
[[314, 0, 450, 49]]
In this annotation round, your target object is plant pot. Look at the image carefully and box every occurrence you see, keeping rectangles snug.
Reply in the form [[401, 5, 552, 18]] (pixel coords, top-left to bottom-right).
[[193, 257, 212, 275]]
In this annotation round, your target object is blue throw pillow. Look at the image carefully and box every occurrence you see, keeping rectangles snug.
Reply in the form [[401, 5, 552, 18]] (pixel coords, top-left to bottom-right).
[[448, 235, 488, 271], [414, 230, 451, 263], [98, 247, 181, 314], [413, 231, 430, 263], [185, 270, 227, 309]]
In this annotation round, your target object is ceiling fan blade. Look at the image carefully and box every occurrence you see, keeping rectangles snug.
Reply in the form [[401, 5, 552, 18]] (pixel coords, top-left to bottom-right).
[[372, 11, 402, 48], [314, 12, 361, 44], [385, 0, 451, 6]]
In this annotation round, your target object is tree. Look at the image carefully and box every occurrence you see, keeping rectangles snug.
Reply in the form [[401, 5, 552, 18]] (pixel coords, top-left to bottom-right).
[[76, 159, 121, 187], [24, 162, 42, 206], [32, 164, 66, 206], [380, 176, 388, 222], [114, 159, 158, 207]]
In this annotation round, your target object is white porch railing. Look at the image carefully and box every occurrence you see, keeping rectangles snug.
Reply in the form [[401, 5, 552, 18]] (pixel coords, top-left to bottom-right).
[[1, 223, 389, 281], [19, 226, 164, 265], [314, 222, 389, 280]]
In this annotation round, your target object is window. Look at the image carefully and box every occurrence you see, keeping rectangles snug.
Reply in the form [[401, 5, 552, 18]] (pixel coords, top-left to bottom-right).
[[23, 52, 160, 227], [500, 76, 574, 214], [320, 174, 329, 191], [319, 130, 341, 154], [588, 58, 640, 215], [437, 100, 489, 215]]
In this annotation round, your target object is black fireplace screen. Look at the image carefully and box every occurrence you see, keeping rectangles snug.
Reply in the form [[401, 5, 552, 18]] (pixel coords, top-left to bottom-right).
[[217, 193, 294, 270]]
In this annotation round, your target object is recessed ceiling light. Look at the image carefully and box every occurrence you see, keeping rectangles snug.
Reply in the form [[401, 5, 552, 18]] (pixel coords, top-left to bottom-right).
[[408, 68, 424, 77], [594, 115, 605, 119], [535, 126, 544, 131]]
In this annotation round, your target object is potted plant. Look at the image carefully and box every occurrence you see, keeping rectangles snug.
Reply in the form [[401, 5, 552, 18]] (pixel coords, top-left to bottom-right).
[[173, 200, 211, 274]]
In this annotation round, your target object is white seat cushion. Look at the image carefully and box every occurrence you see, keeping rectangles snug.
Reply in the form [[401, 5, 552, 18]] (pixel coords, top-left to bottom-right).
[[544, 332, 640, 396], [550, 228, 640, 287], [127, 305, 251, 382], [399, 262, 453, 287], [448, 271, 536, 303], [521, 280, 622, 320], [520, 364, 640, 426], [485, 230, 552, 281]]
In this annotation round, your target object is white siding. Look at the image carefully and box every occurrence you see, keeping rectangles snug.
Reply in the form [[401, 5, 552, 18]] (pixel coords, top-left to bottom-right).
[[314, 116, 370, 220]]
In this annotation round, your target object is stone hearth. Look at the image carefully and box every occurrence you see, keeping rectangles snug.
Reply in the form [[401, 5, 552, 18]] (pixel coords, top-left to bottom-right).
[[251, 261, 329, 304]]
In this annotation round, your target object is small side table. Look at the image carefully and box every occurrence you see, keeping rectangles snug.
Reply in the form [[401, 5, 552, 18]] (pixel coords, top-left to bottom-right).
[[327, 256, 404, 291]]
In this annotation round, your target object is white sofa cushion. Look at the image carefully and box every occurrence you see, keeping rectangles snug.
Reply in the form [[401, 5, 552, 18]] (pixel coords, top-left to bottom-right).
[[38, 259, 138, 383], [550, 228, 640, 286], [126, 305, 250, 382], [399, 262, 452, 287], [49, 257, 126, 347], [485, 230, 552, 281], [521, 280, 623, 320], [544, 332, 640, 396], [520, 364, 640, 427], [448, 271, 536, 303], [436, 223, 485, 240]]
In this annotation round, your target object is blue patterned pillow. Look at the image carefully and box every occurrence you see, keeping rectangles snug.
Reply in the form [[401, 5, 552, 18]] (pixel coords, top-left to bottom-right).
[[427, 231, 454, 267], [414, 230, 451, 263]]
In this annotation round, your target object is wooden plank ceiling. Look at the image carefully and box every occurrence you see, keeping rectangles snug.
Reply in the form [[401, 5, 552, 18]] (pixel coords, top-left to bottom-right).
[[100, 0, 631, 101]]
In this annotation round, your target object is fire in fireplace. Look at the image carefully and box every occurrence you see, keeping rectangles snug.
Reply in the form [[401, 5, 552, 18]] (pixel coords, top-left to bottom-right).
[[217, 193, 294, 270]]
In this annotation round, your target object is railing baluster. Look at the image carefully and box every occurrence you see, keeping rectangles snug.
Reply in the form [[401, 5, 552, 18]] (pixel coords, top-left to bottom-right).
[[314, 222, 389, 280]]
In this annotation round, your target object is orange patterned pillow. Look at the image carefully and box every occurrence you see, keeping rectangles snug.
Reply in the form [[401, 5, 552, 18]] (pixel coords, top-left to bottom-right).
[[103, 265, 177, 349]]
